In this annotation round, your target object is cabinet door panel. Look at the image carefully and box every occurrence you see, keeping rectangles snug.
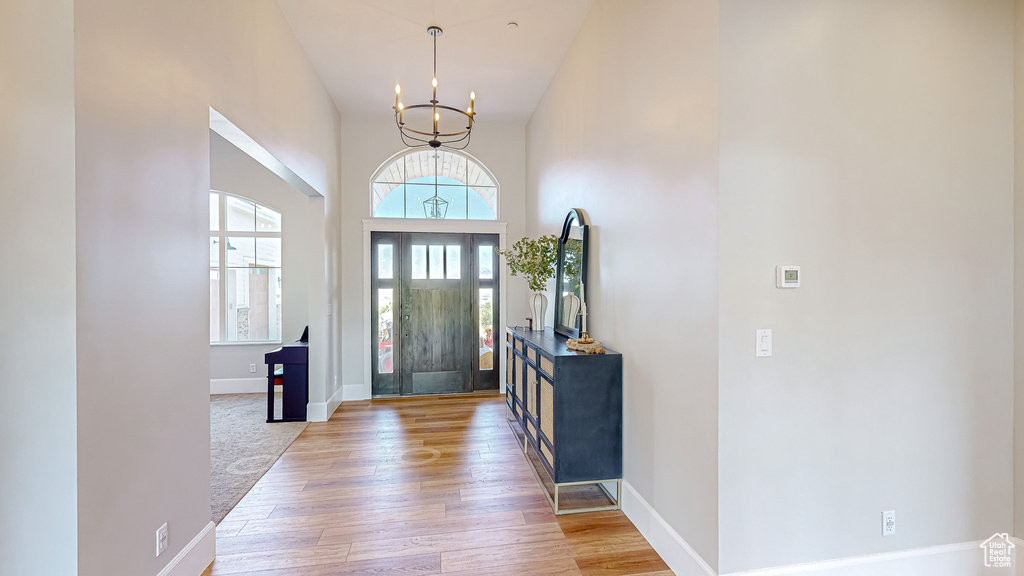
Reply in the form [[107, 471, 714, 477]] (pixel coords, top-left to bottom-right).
[[515, 356, 524, 402], [541, 443, 555, 470], [539, 355, 554, 378], [540, 378, 554, 443], [527, 366, 537, 415]]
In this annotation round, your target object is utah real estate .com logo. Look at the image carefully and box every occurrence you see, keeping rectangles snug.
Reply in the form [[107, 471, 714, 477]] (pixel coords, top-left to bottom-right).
[[980, 533, 1015, 569]]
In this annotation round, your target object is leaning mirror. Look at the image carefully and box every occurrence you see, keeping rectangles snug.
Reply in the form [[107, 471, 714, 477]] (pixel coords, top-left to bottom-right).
[[553, 209, 589, 339]]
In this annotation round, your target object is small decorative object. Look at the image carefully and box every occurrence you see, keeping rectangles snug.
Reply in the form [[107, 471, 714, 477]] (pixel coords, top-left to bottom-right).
[[567, 279, 604, 352], [567, 334, 605, 354], [579, 280, 588, 334], [392, 26, 476, 150], [498, 235, 558, 331]]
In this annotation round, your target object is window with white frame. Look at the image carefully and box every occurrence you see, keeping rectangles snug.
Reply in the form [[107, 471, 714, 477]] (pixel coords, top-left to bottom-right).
[[210, 191, 282, 343], [371, 149, 498, 219]]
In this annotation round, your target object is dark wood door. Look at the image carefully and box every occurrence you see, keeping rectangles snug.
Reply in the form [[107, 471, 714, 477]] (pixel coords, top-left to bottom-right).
[[371, 232, 499, 396]]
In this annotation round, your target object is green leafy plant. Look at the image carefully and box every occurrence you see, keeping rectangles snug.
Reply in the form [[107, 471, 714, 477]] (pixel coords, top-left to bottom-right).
[[498, 235, 558, 292]]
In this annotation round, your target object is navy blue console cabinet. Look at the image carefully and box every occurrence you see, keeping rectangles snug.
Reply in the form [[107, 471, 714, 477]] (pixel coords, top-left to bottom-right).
[[505, 326, 623, 514]]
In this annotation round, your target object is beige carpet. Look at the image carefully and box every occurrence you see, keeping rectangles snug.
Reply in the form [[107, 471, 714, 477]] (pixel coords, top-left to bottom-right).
[[210, 393, 307, 524]]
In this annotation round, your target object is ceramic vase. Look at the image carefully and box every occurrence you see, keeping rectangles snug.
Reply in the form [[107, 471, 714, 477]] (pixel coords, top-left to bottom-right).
[[530, 292, 548, 331]]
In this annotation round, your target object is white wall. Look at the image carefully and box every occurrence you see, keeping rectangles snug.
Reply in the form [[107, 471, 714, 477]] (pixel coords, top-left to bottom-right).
[[73, 1, 341, 575], [209, 131, 318, 383], [337, 115, 527, 399], [204, 3, 341, 408], [720, 1, 1014, 572], [526, 0, 721, 568], [0, 1, 78, 575]]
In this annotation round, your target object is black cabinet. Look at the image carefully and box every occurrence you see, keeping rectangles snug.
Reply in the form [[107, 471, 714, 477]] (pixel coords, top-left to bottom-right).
[[265, 338, 309, 423], [505, 326, 622, 514]]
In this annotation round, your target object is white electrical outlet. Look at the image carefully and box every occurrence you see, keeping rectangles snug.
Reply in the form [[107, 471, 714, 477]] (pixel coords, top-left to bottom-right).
[[249, 363, 257, 373], [156, 523, 168, 557], [882, 510, 896, 536]]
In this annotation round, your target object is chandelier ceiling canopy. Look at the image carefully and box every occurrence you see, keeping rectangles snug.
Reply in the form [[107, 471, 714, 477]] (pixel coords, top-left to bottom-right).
[[393, 26, 476, 150]]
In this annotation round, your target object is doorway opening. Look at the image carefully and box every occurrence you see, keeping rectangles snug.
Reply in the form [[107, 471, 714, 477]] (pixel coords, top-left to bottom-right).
[[371, 231, 499, 396]]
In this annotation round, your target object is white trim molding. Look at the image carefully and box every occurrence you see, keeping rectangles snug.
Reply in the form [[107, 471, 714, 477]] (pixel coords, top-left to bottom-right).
[[307, 383, 345, 422], [622, 480, 1015, 576], [210, 378, 276, 395], [721, 539, 999, 576], [621, 481, 716, 576], [155, 521, 215, 576], [360, 219, 509, 401]]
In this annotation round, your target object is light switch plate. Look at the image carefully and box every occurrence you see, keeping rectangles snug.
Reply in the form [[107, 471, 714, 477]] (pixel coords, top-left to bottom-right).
[[756, 329, 772, 357], [156, 523, 168, 557]]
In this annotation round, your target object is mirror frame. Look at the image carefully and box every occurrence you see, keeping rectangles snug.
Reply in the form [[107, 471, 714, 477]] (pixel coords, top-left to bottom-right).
[[553, 208, 589, 339]]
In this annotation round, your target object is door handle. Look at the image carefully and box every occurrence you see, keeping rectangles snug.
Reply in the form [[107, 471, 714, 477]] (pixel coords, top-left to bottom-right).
[[404, 315, 410, 320]]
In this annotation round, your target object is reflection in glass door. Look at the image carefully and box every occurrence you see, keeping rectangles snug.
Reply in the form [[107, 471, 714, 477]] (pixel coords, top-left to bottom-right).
[[370, 232, 499, 396]]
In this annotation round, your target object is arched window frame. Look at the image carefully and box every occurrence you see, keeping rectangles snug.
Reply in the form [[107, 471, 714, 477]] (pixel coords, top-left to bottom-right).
[[370, 148, 500, 220]]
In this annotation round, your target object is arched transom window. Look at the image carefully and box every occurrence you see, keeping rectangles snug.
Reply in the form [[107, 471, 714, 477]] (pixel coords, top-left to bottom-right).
[[371, 149, 498, 220]]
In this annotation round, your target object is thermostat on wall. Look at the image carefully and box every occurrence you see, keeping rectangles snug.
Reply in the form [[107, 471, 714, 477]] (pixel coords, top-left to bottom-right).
[[776, 265, 800, 288]]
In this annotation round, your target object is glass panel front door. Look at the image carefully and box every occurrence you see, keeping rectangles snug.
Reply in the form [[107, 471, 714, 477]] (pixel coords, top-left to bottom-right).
[[371, 232, 499, 396]]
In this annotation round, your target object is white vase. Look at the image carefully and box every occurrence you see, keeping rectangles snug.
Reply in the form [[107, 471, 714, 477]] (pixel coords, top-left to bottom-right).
[[530, 292, 548, 331]]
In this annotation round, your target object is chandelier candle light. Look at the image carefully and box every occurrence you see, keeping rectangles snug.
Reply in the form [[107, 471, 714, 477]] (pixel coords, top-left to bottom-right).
[[393, 26, 476, 150]]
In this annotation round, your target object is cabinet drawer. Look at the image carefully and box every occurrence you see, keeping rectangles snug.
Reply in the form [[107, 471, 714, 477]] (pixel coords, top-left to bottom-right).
[[526, 346, 537, 363], [514, 338, 523, 352]]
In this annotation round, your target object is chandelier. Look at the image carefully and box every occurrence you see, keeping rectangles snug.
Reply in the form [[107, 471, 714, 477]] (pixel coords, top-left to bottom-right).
[[393, 26, 476, 150]]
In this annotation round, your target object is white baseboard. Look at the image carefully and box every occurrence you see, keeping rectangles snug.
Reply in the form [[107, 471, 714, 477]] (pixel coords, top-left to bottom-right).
[[156, 521, 215, 576], [342, 383, 369, 402], [621, 481, 716, 576], [621, 481, 1011, 576], [327, 384, 346, 418], [210, 377, 277, 394], [307, 384, 345, 422], [721, 538, 1009, 576]]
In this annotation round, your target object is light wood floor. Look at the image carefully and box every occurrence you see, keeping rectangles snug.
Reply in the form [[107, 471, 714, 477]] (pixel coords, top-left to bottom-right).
[[203, 394, 672, 576]]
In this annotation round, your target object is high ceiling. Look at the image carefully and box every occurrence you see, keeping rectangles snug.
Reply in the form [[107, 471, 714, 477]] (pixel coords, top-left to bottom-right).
[[276, 0, 593, 125]]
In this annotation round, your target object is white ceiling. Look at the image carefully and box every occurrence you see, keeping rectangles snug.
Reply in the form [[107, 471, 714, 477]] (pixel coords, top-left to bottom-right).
[[276, 0, 593, 125]]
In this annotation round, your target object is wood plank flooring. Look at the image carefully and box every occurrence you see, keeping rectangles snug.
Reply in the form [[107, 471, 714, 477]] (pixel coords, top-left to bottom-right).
[[203, 394, 673, 576]]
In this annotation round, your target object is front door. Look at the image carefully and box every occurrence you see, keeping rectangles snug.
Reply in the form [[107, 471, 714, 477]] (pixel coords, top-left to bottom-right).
[[371, 232, 499, 396]]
